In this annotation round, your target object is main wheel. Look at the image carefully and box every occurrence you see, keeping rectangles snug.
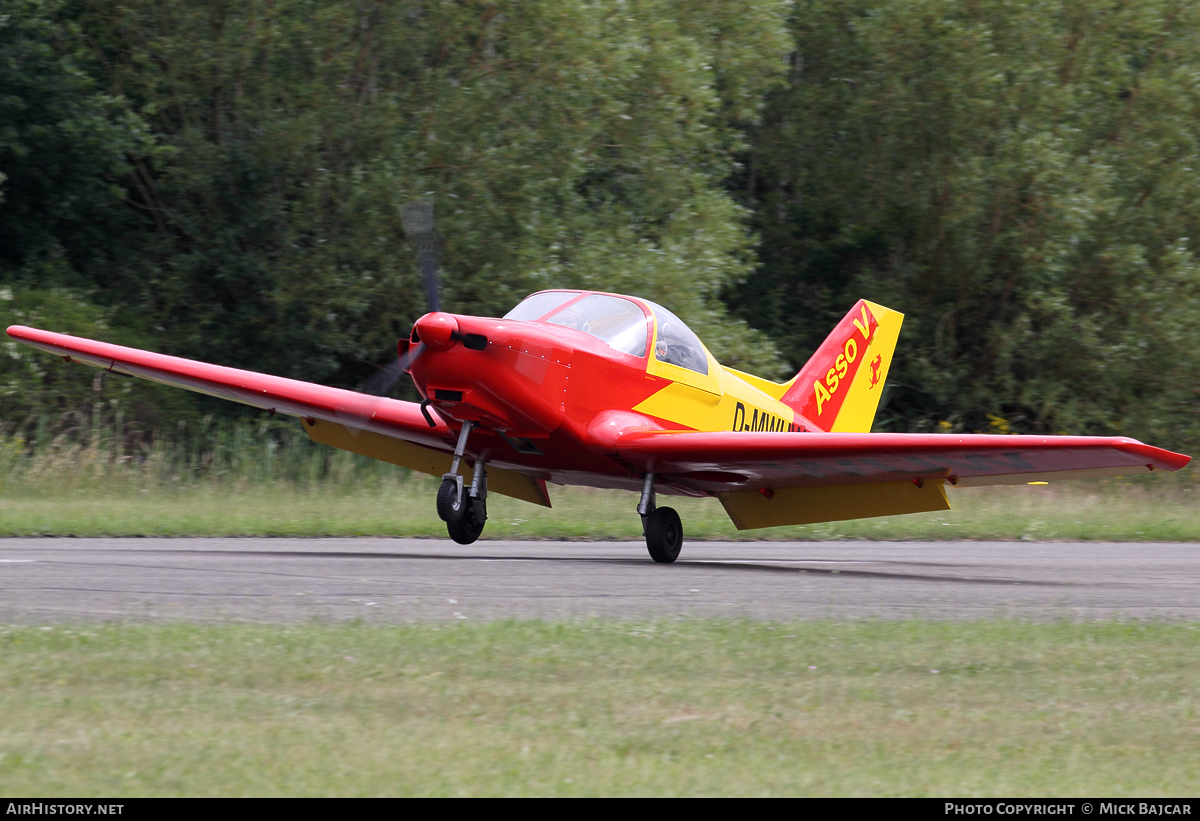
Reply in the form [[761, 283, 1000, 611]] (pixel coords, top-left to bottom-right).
[[644, 506, 683, 563]]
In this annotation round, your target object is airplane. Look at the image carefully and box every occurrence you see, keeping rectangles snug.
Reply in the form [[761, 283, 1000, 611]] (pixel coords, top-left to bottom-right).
[[6, 287, 1191, 562]]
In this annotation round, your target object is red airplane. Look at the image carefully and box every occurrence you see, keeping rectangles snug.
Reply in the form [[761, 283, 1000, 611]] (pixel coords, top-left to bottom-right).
[[6, 288, 1191, 562]]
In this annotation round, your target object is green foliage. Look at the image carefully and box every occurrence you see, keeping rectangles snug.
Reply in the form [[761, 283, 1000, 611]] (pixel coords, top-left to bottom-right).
[[5, 0, 1200, 453], [0, 0, 158, 286], [0, 288, 196, 440], [70, 0, 790, 385], [732, 0, 1200, 447]]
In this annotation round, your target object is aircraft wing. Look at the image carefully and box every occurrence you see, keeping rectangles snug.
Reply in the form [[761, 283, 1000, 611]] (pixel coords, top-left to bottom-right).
[[7, 325, 451, 447], [615, 429, 1191, 529], [5, 326, 555, 507], [615, 429, 1190, 487]]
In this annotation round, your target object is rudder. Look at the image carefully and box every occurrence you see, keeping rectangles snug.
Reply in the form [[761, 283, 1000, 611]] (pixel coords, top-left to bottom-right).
[[779, 300, 903, 432]]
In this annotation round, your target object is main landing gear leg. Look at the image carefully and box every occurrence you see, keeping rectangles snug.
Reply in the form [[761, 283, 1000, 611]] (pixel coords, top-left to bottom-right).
[[639, 473, 682, 564], [436, 422, 487, 545]]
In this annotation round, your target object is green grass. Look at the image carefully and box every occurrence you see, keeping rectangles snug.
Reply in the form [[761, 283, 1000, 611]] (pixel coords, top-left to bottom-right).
[[0, 620, 1197, 796], [2, 472, 1198, 540], [1, 424, 1197, 539]]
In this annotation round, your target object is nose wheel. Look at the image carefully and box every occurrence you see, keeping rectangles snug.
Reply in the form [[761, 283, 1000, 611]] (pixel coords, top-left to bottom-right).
[[437, 422, 488, 545], [438, 476, 486, 544], [639, 473, 683, 563]]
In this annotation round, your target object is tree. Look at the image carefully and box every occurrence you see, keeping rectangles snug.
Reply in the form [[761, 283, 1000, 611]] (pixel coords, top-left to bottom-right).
[[732, 0, 1200, 448], [0, 0, 156, 289], [78, 0, 792, 388]]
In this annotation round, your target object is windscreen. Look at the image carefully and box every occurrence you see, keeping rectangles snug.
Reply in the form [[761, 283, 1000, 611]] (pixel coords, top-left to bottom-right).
[[503, 291, 580, 322], [545, 294, 648, 357]]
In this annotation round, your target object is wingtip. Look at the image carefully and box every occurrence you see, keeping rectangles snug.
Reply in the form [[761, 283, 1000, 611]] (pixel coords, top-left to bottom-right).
[[7, 325, 70, 343], [1141, 443, 1192, 472]]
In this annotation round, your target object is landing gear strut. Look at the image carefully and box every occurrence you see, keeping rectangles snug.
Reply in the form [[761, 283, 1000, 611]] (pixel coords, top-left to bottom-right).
[[436, 422, 487, 545], [639, 473, 682, 563]]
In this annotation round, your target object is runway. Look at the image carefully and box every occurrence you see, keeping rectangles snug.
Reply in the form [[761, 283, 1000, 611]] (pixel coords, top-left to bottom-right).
[[0, 538, 1197, 623]]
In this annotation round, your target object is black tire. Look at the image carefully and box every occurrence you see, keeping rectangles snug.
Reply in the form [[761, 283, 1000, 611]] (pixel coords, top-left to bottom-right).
[[446, 498, 485, 545], [442, 479, 485, 545], [447, 511, 484, 545], [435, 477, 458, 522], [645, 506, 683, 563]]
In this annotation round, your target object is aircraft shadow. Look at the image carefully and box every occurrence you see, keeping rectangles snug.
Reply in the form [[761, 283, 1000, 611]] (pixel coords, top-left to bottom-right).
[[117, 547, 1070, 587]]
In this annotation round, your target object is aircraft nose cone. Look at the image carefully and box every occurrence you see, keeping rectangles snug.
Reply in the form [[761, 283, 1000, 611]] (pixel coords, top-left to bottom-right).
[[413, 312, 459, 352]]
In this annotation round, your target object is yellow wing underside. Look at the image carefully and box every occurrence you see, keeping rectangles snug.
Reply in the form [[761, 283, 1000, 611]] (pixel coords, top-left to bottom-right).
[[303, 419, 552, 507], [717, 480, 950, 531]]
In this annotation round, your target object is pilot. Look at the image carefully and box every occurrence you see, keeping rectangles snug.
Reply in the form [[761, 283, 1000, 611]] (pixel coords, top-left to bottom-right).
[[656, 322, 702, 372], [553, 304, 589, 333], [655, 335, 673, 362]]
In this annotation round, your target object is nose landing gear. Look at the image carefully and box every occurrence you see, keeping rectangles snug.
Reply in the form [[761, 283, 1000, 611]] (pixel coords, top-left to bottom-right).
[[437, 422, 487, 545], [638, 473, 683, 563]]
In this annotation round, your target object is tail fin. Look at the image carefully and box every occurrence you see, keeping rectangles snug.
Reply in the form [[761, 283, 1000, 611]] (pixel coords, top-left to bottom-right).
[[779, 300, 904, 432]]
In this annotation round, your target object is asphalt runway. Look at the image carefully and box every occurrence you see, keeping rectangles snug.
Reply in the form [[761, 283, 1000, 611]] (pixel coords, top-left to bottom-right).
[[0, 538, 1197, 623]]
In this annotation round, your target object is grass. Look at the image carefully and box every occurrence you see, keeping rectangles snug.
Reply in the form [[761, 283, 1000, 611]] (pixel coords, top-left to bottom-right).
[[2, 464, 1198, 541], [3, 475, 1200, 540], [4, 427, 1195, 797], [0, 620, 1196, 796], [0, 421, 1197, 539]]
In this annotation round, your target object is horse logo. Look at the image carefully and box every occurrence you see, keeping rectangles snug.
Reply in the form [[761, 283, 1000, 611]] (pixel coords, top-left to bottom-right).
[[868, 354, 883, 389]]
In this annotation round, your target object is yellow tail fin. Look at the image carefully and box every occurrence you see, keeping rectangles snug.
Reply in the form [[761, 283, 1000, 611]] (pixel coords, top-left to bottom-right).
[[779, 300, 904, 432]]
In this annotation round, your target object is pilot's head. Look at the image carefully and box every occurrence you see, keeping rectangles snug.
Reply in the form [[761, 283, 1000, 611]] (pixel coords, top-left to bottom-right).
[[555, 304, 588, 332]]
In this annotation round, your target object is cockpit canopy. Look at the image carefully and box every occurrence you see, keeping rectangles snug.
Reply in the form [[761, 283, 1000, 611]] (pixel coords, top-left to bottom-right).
[[503, 290, 710, 375], [642, 300, 709, 375], [504, 291, 648, 357]]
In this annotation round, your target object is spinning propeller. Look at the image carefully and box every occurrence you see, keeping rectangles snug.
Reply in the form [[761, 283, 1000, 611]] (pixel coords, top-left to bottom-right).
[[363, 198, 491, 402], [363, 198, 440, 396]]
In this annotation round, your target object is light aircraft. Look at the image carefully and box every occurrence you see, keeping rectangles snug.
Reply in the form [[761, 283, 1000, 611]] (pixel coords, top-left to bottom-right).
[[6, 288, 1190, 561]]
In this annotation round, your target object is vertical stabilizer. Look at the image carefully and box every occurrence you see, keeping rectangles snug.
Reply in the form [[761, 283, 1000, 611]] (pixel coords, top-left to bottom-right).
[[778, 300, 904, 433]]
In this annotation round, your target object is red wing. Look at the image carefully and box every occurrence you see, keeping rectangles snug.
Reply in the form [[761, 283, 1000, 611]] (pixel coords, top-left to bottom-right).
[[6, 326, 453, 449], [615, 430, 1191, 490]]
